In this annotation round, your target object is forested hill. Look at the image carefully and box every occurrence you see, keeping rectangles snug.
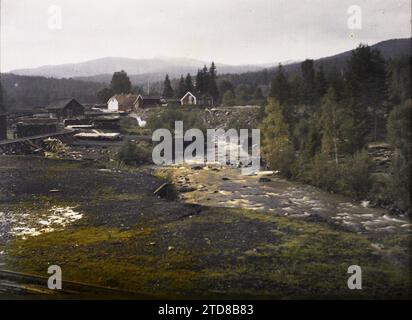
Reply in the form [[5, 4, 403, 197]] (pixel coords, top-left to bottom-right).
[[0, 74, 106, 111], [220, 38, 411, 87], [0, 38, 410, 111]]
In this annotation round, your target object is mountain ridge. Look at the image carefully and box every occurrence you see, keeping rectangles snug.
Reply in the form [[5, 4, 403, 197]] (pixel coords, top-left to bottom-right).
[[9, 38, 411, 83]]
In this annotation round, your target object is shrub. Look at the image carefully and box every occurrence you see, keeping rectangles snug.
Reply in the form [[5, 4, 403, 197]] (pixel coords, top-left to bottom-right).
[[339, 151, 373, 199], [147, 107, 205, 133], [307, 153, 339, 191], [117, 140, 151, 166]]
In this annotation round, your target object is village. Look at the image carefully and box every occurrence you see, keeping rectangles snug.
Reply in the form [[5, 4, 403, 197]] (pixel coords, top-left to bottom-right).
[[0, 90, 202, 142]]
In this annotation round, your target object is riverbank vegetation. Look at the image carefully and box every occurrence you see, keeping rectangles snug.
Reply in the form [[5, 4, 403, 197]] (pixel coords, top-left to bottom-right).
[[261, 45, 411, 214]]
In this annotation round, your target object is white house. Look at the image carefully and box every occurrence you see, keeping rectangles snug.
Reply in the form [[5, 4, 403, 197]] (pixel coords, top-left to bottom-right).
[[180, 92, 197, 106], [107, 94, 138, 112]]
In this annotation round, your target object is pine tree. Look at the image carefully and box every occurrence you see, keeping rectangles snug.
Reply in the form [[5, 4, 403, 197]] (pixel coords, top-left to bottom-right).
[[185, 74, 194, 93], [386, 100, 412, 213], [346, 44, 388, 141], [163, 74, 174, 98], [208, 62, 219, 101], [177, 75, 187, 98], [315, 66, 328, 101], [301, 59, 316, 105], [195, 69, 204, 95], [269, 64, 290, 106]]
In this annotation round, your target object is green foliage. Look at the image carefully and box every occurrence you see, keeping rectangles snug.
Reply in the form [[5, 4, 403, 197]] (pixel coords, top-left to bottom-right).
[[147, 107, 205, 133], [218, 80, 234, 96], [222, 90, 236, 106], [0, 83, 5, 112], [1, 74, 105, 111], [269, 64, 290, 105], [346, 45, 388, 141], [195, 63, 219, 102], [96, 87, 114, 103], [110, 70, 132, 94], [301, 59, 316, 105], [208, 62, 219, 100], [261, 98, 294, 177], [117, 140, 151, 166], [306, 153, 339, 191], [339, 151, 373, 198], [185, 74, 195, 93], [386, 101, 411, 213], [235, 84, 251, 105], [177, 75, 187, 99], [315, 66, 328, 101], [302, 151, 372, 198], [163, 74, 174, 98], [387, 56, 411, 104]]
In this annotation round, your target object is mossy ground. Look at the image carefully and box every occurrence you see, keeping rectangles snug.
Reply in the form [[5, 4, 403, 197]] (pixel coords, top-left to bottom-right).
[[4, 206, 410, 299]]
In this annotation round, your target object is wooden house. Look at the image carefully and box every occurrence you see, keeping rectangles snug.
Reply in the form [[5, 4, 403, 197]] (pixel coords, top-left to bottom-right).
[[134, 95, 162, 109], [46, 98, 85, 121]]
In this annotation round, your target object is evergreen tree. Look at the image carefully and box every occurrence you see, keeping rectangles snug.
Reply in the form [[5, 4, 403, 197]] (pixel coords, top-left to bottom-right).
[[346, 44, 388, 140], [0, 83, 5, 112], [261, 98, 294, 176], [202, 65, 210, 95], [386, 100, 412, 213], [110, 70, 132, 94], [163, 74, 174, 98], [315, 66, 328, 101], [289, 76, 303, 105], [208, 62, 219, 101], [253, 87, 264, 101], [96, 87, 114, 103], [177, 75, 187, 98], [235, 84, 251, 106], [195, 69, 204, 95], [301, 59, 316, 105], [185, 73, 194, 93], [219, 80, 234, 95], [269, 64, 290, 106]]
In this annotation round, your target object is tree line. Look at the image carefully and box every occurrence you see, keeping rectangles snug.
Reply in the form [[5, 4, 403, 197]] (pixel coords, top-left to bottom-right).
[[97, 62, 220, 103], [163, 62, 219, 101], [261, 44, 411, 214]]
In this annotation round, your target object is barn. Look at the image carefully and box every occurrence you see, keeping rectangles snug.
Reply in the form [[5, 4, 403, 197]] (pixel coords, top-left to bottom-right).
[[46, 98, 85, 121], [134, 95, 162, 109]]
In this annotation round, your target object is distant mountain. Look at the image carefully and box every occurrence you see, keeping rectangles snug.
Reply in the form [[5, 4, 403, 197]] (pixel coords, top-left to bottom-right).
[[10, 38, 410, 85], [11, 57, 271, 82], [281, 38, 411, 75], [2, 38, 410, 111]]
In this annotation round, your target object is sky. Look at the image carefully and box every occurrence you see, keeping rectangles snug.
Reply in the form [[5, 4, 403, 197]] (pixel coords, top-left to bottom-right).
[[0, 0, 411, 71]]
